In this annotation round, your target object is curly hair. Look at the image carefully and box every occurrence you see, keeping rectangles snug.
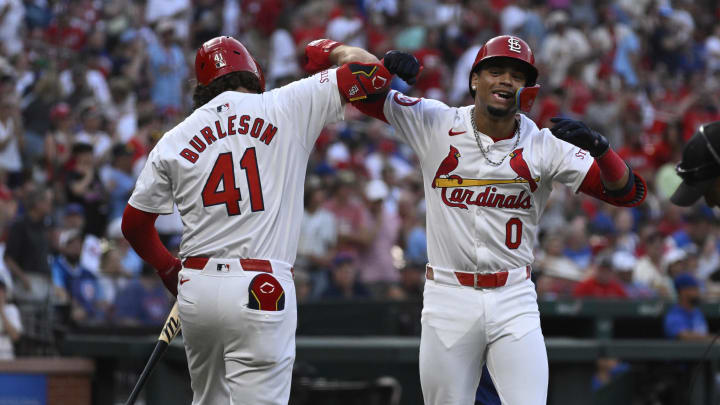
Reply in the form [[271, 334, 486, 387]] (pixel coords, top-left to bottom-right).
[[192, 72, 262, 110]]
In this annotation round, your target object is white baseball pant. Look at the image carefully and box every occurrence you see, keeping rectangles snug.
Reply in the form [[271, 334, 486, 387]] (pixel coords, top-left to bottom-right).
[[177, 258, 297, 405], [419, 275, 548, 405]]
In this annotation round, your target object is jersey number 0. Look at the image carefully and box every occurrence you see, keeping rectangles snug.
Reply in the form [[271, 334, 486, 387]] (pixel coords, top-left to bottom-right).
[[202, 149, 265, 216]]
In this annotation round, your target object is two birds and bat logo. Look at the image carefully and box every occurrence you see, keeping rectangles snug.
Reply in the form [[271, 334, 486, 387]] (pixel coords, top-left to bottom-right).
[[432, 145, 538, 210]]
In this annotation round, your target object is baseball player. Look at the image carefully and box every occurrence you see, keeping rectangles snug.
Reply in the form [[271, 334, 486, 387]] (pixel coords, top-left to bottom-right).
[[120, 36, 392, 404], [670, 120, 720, 207], [306, 35, 647, 404]]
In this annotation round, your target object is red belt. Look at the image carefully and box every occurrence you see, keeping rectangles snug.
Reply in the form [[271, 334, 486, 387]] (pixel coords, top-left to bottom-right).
[[183, 257, 275, 273], [425, 265, 530, 288]]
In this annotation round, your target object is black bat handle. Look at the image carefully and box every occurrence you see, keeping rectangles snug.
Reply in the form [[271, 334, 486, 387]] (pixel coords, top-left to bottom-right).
[[125, 341, 169, 405]]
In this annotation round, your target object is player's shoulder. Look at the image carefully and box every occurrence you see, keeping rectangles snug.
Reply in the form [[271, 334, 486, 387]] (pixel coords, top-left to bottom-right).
[[518, 113, 552, 144], [267, 69, 338, 96], [387, 90, 453, 111]]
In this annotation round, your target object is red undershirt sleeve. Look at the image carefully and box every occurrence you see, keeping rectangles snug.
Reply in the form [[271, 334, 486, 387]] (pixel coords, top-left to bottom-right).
[[350, 93, 389, 124], [579, 160, 647, 207], [121, 204, 181, 295]]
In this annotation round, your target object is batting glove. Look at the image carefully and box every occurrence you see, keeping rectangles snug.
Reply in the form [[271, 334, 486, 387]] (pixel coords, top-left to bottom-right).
[[382, 51, 422, 85], [303, 39, 344, 74], [549, 117, 609, 157]]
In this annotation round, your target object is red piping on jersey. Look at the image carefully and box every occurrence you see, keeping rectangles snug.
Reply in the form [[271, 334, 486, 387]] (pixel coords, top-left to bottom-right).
[[121, 204, 181, 294]]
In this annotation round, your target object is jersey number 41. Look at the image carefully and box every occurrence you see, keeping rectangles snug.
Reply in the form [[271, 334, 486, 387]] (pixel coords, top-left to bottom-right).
[[202, 149, 265, 216]]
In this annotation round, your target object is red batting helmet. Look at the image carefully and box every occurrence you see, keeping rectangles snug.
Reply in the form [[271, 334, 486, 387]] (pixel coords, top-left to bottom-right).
[[468, 35, 538, 98], [195, 36, 265, 91]]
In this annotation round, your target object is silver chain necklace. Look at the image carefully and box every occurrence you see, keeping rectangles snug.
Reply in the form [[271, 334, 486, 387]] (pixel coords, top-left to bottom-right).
[[470, 107, 519, 167]]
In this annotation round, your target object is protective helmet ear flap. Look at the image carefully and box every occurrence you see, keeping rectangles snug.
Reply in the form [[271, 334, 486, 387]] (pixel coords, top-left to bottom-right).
[[516, 85, 540, 112], [195, 36, 265, 91]]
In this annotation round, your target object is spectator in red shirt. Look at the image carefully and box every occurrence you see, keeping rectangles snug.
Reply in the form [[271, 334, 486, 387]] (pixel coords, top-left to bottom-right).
[[573, 252, 628, 299]]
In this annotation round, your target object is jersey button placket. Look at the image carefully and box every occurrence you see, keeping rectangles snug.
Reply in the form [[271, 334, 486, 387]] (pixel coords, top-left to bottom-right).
[[474, 206, 486, 270]]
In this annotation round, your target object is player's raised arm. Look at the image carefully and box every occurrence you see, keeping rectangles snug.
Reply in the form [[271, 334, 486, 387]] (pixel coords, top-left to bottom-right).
[[302, 39, 397, 107], [549, 117, 647, 207], [302, 39, 379, 73]]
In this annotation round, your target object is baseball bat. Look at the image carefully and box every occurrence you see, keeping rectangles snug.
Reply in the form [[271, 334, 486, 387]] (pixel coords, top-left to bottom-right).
[[125, 301, 181, 405], [434, 176, 540, 188]]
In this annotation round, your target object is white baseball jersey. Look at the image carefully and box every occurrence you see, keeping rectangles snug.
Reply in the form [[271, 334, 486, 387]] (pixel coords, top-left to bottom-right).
[[383, 90, 594, 272], [129, 69, 344, 261]]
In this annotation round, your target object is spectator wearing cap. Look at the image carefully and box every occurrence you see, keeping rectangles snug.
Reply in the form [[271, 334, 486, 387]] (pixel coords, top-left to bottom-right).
[[399, 194, 427, 266], [61, 203, 104, 275], [670, 207, 715, 250], [633, 230, 675, 300], [320, 253, 371, 300], [364, 136, 413, 182], [4, 188, 54, 301], [670, 121, 720, 208], [662, 248, 690, 282], [51, 229, 108, 325], [538, 10, 591, 88], [664, 274, 711, 341], [672, 208, 720, 281], [323, 170, 372, 260], [105, 217, 143, 278], [65, 142, 109, 238], [102, 143, 137, 221], [146, 19, 188, 117], [573, 252, 628, 299], [75, 105, 113, 161], [325, 0, 366, 49], [45, 103, 74, 181], [293, 269, 312, 304], [297, 182, 337, 298], [0, 279, 22, 360], [113, 264, 171, 327], [612, 251, 655, 299], [563, 217, 593, 270], [357, 179, 402, 297], [535, 233, 584, 299], [612, 209, 639, 254], [0, 93, 23, 188], [387, 260, 425, 301]]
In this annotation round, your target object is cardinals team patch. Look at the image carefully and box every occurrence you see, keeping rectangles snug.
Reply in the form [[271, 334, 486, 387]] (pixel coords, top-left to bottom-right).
[[247, 273, 285, 311]]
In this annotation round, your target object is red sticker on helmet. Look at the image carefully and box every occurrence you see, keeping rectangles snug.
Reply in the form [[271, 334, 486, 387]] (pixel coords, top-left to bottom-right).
[[247, 273, 285, 311]]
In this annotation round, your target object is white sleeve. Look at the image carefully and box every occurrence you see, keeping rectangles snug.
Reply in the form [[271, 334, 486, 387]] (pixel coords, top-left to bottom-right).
[[382, 90, 453, 156], [128, 142, 174, 214], [5, 305, 22, 334], [267, 69, 345, 151], [539, 128, 595, 193]]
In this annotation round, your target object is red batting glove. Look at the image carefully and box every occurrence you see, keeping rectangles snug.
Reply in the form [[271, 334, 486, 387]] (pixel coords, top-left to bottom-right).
[[157, 258, 182, 296], [303, 39, 344, 73]]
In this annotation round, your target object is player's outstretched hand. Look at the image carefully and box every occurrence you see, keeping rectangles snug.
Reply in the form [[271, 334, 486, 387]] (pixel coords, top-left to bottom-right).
[[549, 117, 609, 157], [383, 51, 422, 85]]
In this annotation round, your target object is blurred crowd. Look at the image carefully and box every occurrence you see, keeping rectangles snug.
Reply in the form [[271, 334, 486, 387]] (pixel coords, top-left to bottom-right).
[[0, 0, 719, 354]]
